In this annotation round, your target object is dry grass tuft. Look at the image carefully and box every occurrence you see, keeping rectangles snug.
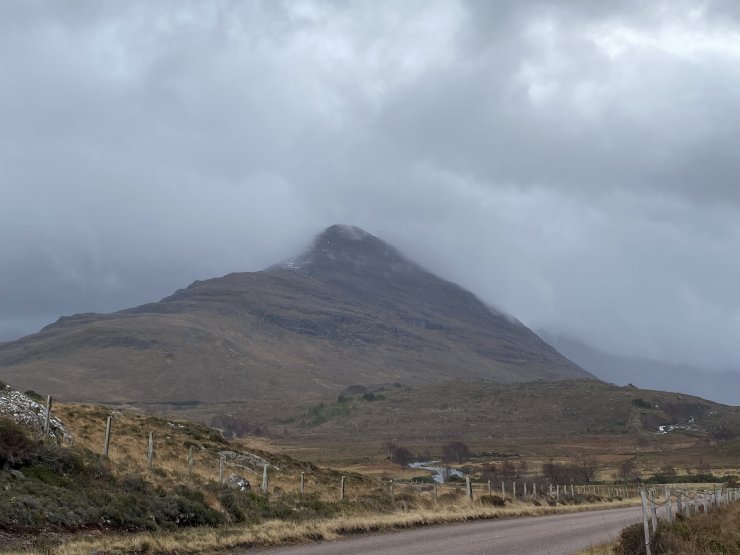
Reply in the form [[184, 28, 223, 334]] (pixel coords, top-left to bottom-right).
[[577, 542, 616, 554], [614, 502, 740, 555]]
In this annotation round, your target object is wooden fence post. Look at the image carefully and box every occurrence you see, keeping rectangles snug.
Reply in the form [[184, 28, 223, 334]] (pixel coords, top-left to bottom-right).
[[524, 482, 527, 497], [502, 482, 505, 498], [187, 446, 194, 477], [300, 471, 305, 495], [641, 490, 652, 555], [102, 416, 112, 458], [147, 432, 154, 470], [261, 463, 269, 494], [340, 476, 346, 501], [649, 491, 658, 533], [487, 480, 492, 496], [390, 480, 395, 502], [43, 395, 53, 436], [433, 484, 438, 501], [466, 477, 473, 501], [665, 489, 673, 523], [513, 481, 517, 498]]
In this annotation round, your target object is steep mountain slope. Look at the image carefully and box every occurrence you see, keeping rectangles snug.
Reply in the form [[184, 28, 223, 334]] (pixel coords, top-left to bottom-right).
[[0, 225, 590, 403]]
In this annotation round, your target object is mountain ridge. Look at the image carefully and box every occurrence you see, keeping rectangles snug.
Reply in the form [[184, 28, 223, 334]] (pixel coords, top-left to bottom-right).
[[0, 225, 591, 403]]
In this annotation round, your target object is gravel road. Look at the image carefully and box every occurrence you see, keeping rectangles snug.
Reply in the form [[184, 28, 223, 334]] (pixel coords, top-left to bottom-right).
[[255, 506, 641, 555]]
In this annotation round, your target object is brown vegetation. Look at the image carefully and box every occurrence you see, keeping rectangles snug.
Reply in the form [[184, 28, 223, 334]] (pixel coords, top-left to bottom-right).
[[19, 497, 640, 555], [615, 503, 740, 554]]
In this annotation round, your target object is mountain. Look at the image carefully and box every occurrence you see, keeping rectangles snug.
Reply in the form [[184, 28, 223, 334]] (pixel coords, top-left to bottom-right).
[[541, 332, 740, 407], [0, 225, 590, 403]]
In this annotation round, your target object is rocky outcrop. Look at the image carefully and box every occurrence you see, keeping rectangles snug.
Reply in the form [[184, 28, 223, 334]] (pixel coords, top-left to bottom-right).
[[224, 474, 251, 492], [0, 382, 72, 442], [217, 450, 272, 473]]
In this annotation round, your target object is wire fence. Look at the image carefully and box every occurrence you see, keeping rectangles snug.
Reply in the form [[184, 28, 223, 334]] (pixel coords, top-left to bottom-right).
[[639, 485, 740, 555], [37, 397, 739, 521]]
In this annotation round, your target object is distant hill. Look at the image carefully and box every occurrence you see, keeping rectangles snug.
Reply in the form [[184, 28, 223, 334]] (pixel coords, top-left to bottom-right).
[[0, 225, 590, 403], [540, 332, 740, 407], [261, 378, 740, 467], [277, 378, 740, 443]]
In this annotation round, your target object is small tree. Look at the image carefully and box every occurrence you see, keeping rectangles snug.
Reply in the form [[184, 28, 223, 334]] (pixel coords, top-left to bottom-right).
[[659, 465, 677, 478], [441, 441, 471, 463], [480, 463, 498, 482], [392, 446, 414, 466], [384, 440, 414, 466], [502, 459, 516, 480], [575, 455, 598, 483], [615, 459, 638, 483], [384, 439, 397, 461], [543, 457, 558, 483], [515, 460, 528, 478]]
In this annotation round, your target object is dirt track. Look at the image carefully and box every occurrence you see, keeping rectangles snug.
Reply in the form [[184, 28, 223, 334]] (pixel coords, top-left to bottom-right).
[[256, 506, 642, 555]]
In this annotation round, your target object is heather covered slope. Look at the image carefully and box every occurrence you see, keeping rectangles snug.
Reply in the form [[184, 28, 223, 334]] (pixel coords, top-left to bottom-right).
[[0, 225, 589, 403]]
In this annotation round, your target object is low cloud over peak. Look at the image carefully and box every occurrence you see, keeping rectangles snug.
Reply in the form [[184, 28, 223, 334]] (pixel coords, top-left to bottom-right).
[[1, 1, 739, 384]]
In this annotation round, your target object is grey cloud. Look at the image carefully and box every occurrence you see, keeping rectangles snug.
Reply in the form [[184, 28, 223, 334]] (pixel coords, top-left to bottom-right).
[[1, 1, 739, 388]]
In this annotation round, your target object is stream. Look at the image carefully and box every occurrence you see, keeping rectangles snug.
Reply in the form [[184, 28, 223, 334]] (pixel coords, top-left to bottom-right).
[[408, 460, 465, 483]]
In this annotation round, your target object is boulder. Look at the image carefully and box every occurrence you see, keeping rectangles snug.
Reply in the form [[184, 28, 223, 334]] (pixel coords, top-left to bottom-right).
[[224, 474, 251, 492]]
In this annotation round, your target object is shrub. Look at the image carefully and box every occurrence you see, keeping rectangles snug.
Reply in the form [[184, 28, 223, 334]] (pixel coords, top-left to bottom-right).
[[0, 420, 223, 533], [438, 491, 463, 502], [217, 491, 337, 524], [211, 414, 269, 438], [410, 475, 435, 484], [615, 522, 647, 555], [391, 446, 414, 466], [0, 420, 36, 468], [23, 390, 45, 402], [441, 441, 471, 463]]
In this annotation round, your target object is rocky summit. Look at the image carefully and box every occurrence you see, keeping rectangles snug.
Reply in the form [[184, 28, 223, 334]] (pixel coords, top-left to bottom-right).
[[0, 225, 591, 404]]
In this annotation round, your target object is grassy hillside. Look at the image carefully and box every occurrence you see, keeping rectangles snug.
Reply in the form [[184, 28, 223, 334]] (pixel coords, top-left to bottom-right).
[[201, 379, 740, 477], [274, 379, 740, 441], [0, 395, 376, 553], [1, 394, 645, 555], [4, 379, 738, 554]]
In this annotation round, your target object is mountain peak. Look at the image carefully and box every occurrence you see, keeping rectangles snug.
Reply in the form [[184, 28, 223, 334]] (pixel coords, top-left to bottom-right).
[[321, 224, 372, 241], [279, 224, 420, 276]]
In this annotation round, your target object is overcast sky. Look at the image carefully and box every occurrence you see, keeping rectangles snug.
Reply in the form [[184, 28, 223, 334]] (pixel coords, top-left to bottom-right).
[[2, 1, 739, 382]]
